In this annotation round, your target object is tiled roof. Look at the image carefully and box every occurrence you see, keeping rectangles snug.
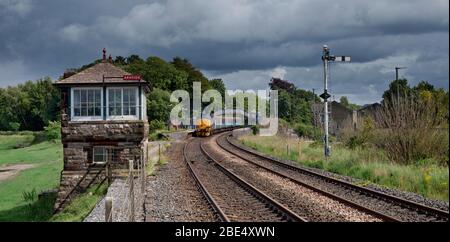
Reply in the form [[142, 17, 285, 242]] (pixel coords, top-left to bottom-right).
[[55, 61, 145, 85]]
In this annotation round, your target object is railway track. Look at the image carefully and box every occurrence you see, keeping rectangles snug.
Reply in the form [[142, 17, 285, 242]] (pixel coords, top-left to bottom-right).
[[218, 131, 449, 222], [183, 137, 307, 222]]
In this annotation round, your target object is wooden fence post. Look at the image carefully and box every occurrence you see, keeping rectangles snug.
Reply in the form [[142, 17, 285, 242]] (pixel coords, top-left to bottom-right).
[[158, 143, 161, 162], [129, 160, 135, 222], [298, 139, 302, 160], [106, 162, 112, 186], [141, 153, 145, 195], [105, 196, 113, 222]]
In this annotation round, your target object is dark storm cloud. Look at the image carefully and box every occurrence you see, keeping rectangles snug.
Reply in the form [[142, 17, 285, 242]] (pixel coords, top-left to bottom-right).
[[0, 0, 448, 104]]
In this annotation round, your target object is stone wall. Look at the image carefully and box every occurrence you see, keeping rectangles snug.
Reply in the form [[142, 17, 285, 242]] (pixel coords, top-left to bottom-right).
[[55, 120, 149, 212], [63, 142, 144, 170], [55, 142, 147, 212], [62, 121, 148, 142]]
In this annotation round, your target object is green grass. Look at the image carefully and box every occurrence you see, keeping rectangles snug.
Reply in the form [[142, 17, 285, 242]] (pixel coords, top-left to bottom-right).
[[0, 134, 34, 150], [0, 134, 63, 221], [239, 135, 449, 201], [146, 143, 170, 176], [50, 183, 107, 222]]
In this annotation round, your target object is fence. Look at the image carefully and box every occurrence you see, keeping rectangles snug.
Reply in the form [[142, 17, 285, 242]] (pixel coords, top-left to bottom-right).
[[104, 155, 146, 222]]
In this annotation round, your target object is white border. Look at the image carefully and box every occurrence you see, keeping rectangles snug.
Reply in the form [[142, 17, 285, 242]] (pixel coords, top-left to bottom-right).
[[106, 87, 139, 120], [70, 87, 103, 121], [92, 146, 108, 164]]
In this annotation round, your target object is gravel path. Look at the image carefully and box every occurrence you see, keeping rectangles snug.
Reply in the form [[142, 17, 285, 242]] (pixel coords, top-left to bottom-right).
[[144, 141, 216, 222], [0, 164, 35, 182], [84, 178, 145, 222]]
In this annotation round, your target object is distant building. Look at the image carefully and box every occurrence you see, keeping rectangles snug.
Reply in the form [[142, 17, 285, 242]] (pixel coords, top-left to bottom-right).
[[53, 49, 150, 211], [357, 103, 382, 122], [311, 101, 356, 136]]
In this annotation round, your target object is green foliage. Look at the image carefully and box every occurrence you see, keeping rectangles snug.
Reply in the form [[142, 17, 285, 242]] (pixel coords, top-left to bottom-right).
[[0, 78, 59, 131], [19, 188, 56, 221], [50, 183, 107, 222], [125, 57, 189, 91], [209, 79, 226, 98], [340, 96, 349, 107], [382, 79, 412, 101], [0, 135, 62, 221], [294, 123, 321, 140], [0, 134, 34, 150], [239, 135, 449, 201], [375, 80, 449, 164], [149, 120, 166, 132], [171, 57, 211, 92], [345, 118, 375, 149], [147, 88, 173, 122], [22, 189, 37, 203], [270, 80, 317, 126], [339, 96, 361, 110], [8, 122, 20, 131], [251, 125, 260, 135], [44, 121, 61, 140]]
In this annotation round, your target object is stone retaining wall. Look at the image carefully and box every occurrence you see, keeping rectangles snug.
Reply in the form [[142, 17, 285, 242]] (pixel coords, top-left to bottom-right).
[[62, 121, 148, 142]]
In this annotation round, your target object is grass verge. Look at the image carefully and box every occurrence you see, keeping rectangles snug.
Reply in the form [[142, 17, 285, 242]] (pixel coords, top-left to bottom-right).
[[0, 135, 62, 221], [239, 135, 449, 201], [50, 183, 108, 222], [146, 143, 170, 176]]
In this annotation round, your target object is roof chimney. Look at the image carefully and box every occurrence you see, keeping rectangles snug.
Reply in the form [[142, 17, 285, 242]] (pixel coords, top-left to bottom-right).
[[102, 48, 106, 62]]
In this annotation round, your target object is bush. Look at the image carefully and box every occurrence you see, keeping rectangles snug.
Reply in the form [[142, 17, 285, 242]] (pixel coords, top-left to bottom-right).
[[344, 118, 375, 149], [9, 122, 20, 131], [294, 123, 321, 140], [251, 125, 260, 135], [44, 121, 61, 140], [149, 120, 166, 132], [373, 95, 449, 164]]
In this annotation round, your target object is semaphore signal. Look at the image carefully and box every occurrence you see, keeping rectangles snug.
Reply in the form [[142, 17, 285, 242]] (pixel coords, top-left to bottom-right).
[[321, 45, 351, 159]]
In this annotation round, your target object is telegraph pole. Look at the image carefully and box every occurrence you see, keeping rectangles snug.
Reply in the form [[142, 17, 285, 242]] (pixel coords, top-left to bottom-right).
[[320, 45, 351, 159], [395, 67, 406, 103], [395, 67, 406, 81]]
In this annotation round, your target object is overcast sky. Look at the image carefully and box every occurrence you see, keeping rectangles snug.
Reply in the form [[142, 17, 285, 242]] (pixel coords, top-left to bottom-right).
[[0, 0, 448, 104]]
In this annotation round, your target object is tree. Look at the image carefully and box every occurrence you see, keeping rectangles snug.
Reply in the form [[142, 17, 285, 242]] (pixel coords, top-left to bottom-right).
[[124, 56, 189, 91], [278, 90, 292, 121], [126, 55, 143, 65], [382, 79, 412, 102], [114, 56, 127, 66], [269, 78, 295, 93], [209, 79, 226, 98], [269, 78, 316, 125], [414, 81, 434, 92], [340, 96, 349, 107], [147, 88, 173, 122], [171, 57, 211, 92], [0, 78, 59, 131], [21, 78, 60, 127]]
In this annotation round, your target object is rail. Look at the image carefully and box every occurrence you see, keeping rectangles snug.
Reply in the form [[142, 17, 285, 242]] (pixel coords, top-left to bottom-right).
[[224, 132, 449, 222]]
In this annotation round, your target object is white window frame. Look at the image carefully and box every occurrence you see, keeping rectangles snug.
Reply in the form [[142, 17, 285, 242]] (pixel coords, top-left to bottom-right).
[[71, 87, 103, 121], [92, 147, 108, 164], [106, 87, 139, 120], [141, 90, 147, 121]]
